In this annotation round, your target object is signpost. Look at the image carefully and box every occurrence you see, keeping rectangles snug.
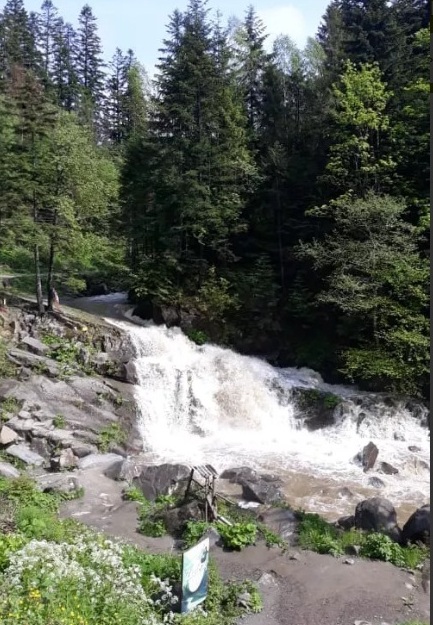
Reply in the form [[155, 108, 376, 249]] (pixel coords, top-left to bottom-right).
[[181, 537, 210, 613]]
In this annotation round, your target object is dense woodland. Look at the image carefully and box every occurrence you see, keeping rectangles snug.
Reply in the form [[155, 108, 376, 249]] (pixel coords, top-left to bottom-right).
[[0, 0, 429, 397]]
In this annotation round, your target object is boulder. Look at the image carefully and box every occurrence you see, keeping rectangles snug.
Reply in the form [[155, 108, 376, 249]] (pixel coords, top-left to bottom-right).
[[292, 388, 340, 430], [35, 473, 80, 495], [51, 448, 77, 471], [361, 441, 379, 472], [0, 425, 18, 445], [354, 497, 401, 542], [30, 438, 52, 459], [220, 466, 259, 484], [77, 453, 124, 471], [7, 348, 60, 377], [19, 336, 49, 356], [401, 504, 430, 546], [5, 443, 45, 466], [0, 461, 20, 478], [241, 477, 284, 505], [132, 463, 191, 501], [70, 442, 98, 458], [379, 462, 399, 475], [336, 515, 355, 530], [104, 457, 147, 482], [159, 500, 202, 536], [368, 476, 386, 489], [257, 508, 299, 543]]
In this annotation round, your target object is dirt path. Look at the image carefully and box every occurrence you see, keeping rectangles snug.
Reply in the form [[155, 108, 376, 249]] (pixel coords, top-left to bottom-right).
[[60, 468, 430, 625]]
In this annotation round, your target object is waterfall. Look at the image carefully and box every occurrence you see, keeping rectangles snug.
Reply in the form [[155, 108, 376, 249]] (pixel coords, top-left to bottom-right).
[[108, 317, 429, 517]]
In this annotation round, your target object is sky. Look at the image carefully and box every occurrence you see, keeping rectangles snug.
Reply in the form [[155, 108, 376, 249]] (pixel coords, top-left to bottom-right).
[[21, 0, 330, 74]]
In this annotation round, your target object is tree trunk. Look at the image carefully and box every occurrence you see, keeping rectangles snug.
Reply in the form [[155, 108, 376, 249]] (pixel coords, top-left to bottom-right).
[[46, 212, 58, 311], [34, 244, 44, 315]]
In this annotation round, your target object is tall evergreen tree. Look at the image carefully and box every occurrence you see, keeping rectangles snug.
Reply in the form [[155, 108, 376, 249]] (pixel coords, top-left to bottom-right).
[[51, 19, 79, 110], [0, 0, 41, 84], [75, 4, 104, 129]]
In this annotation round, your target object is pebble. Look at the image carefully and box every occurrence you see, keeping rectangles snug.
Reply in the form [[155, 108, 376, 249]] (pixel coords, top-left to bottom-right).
[[289, 552, 300, 561], [344, 558, 355, 565], [353, 620, 371, 625]]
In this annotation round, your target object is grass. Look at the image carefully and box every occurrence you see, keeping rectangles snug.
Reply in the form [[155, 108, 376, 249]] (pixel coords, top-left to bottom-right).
[[297, 511, 429, 569], [98, 422, 127, 451], [0, 474, 263, 625]]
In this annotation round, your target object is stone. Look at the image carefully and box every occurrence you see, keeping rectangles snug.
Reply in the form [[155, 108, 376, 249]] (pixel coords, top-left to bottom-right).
[[51, 448, 77, 471], [354, 497, 401, 543], [368, 477, 386, 489], [408, 445, 421, 452], [361, 441, 379, 472], [160, 500, 203, 536], [104, 457, 147, 482], [30, 438, 52, 459], [345, 545, 361, 557], [77, 453, 124, 471], [5, 443, 45, 466], [336, 515, 355, 530], [338, 487, 355, 499], [0, 425, 18, 445], [379, 462, 399, 475], [220, 466, 259, 484], [35, 473, 80, 494], [18, 410, 31, 419], [344, 558, 355, 565], [7, 348, 60, 377], [0, 461, 20, 478], [133, 463, 192, 501], [258, 508, 299, 544], [401, 504, 430, 546], [70, 442, 98, 458], [19, 336, 49, 356], [241, 477, 284, 505]]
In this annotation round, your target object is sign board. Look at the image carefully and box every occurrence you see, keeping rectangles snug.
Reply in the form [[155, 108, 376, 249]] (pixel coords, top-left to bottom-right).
[[181, 537, 210, 613]]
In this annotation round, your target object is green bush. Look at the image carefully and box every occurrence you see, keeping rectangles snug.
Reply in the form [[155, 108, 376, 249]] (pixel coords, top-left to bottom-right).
[[216, 522, 257, 550], [98, 422, 126, 451]]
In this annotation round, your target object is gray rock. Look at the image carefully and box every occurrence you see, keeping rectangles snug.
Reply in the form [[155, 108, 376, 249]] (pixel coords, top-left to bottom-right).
[[345, 544, 361, 556], [361, 441, 379, 472], [258, 508, 298, 543], [18, 410, 31, 419], [220, 466, 259, 484], [0, 461, 20, 478], [51, 448, 77, 471], [8, 348, 60, 377], [104, 457, 147, 482], [70, 442, 98, 458], [401, 504, 430, 546], [77, 452, 124, 471], [19, 336, 49, 356], [160, 500, 202, 535], [355, 497, 401, 542], [241, 477, 284, 505], [133, 463, 192, 501], [408, 445, 421, 452], [30, 437, 52, 459], [338, 487, 355, 499], [5, 443, 45, 466], [336, 515, 355, 530], [35, 473, 80, 494], [344, 558, 355, 565], [0, 425, 18, 445], [368, 476, 386, 489], [379, 462, 399, 475]]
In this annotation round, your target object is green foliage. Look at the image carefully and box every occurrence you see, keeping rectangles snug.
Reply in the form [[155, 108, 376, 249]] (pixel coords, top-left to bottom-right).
[[123, 486, 147, 504], [98, 422, 126, 452], [0, 396, 20, 417], [0, 339, 15, 379], [182, 520, 211, 548], [185, 328, 209, 346], [297, 511, 428, 568], [216, 522, 257, 551], [53, 414, 66, 428]]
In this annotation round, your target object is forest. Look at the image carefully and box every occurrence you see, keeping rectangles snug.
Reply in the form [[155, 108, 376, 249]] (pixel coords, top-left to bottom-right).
[[0, 0, 429, 397]]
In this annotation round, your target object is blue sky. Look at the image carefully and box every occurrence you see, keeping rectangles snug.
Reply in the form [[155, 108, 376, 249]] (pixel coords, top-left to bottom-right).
[[21, 0, 330, 73]]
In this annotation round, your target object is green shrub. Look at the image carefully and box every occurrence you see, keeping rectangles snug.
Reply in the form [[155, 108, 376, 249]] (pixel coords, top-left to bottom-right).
[[123, 486, 147, 504], [53, 414, 66, 428], [98, 422, 126, 451], [185, 328, 209, 345], [216, 522, 257, 550], [182, 520, 211, 548]]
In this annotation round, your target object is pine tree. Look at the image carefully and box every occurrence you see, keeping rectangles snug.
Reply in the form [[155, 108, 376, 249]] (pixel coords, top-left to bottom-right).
[[36, 0, 60, 85], [0, 0, 41, 84], [75, 4, 104, 129], [52, 20, 79, 111]]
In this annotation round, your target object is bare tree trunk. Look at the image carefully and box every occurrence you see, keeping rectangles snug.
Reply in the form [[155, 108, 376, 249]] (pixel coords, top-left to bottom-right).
[[34, 244, 44, 315], [46, 212, 57, 311]]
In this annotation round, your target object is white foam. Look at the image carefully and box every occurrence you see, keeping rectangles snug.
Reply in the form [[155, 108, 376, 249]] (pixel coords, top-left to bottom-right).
[[108, 320, 430, 512]]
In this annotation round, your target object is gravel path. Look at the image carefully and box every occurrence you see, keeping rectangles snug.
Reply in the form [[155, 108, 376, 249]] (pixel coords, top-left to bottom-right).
[[60, 468, 430, 625]]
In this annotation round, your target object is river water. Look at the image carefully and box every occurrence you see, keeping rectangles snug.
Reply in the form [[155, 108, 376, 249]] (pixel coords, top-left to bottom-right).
[[67, 293, 430, 523]]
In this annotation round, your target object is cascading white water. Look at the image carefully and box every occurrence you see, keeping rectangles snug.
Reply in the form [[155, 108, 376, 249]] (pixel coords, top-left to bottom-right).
[[111, 315, 430, 520]]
